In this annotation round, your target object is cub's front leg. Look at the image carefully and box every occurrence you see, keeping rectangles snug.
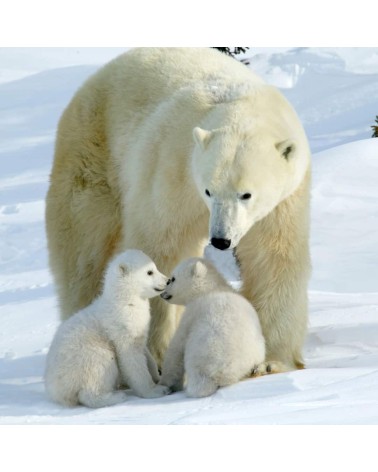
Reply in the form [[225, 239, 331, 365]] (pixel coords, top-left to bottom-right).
[[145, 347, 161, 383], [159, 331, 187, 392], [116, 344, 170, 398]]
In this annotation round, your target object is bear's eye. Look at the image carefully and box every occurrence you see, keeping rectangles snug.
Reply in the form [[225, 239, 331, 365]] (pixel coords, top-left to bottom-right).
[[240, 193, 252, 200], [282, 146, 292, 160], [205, 189, 211, 197], [147, 270, 153, 276]]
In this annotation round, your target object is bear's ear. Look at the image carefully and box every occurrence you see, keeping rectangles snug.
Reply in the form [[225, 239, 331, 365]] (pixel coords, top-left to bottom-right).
[[276, 139, 296, 160], [191, 260, 207, 278], [193, 127, 213, 151], [119, 264, 129, 276]]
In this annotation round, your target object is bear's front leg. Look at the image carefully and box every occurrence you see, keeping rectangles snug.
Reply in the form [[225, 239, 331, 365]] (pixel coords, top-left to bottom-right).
[[244, 280, 307, 375], [258, 273, 311, 374], [237, 177, 311, 372], [148, 297, 182, 367], [251, 361, 291, 377]]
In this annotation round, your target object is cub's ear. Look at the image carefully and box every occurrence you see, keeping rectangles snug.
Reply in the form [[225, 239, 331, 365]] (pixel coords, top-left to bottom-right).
[[119, 264, 129, 276], [276, 140, 296, 160], [193, 127, 213, 151], [191, 260, 207, 278]]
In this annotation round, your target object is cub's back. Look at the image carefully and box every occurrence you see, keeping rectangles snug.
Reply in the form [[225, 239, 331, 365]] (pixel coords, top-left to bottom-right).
[[184, 291, 265, 378], [187, 291, 262, 338]]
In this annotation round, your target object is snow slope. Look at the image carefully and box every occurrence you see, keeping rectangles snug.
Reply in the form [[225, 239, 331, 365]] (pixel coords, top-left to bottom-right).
[[0, 48, 378, 425], [249, 47, 378, 152]]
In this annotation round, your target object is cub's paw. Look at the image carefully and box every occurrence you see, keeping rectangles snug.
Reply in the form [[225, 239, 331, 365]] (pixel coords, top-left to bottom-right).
[[251, 361, 290, 377], [159, 379, 183, 392], [143, 385, 172, 398], [169, 382, 183, 393]]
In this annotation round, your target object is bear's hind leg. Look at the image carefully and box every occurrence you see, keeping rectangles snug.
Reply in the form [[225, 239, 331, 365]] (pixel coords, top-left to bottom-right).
[[78, 389, 128, 408], [46, 120, 123, 320], [185, 370, 218, 398], [77, 348, 124, 408]]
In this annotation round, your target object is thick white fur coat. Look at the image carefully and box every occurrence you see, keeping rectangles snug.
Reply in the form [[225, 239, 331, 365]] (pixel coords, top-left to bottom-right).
[[160, 258, 265, 397], [45, 250, 170, 408], [46, 48, 311, 370]]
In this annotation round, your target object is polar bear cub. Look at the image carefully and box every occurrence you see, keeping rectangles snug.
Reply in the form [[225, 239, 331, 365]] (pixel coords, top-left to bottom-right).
[[159, 257, 266, 397], [45, 249, 171, 408]]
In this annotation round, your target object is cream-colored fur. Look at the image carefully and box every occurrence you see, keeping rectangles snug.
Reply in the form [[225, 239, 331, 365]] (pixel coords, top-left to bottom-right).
[[46, 47, 311, 370], [159, 258, 265, 397], [44, 250, 171, 408]]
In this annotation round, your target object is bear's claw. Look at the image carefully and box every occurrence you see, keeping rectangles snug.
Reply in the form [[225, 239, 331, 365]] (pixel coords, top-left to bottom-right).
[[251, 361, 289, 377]]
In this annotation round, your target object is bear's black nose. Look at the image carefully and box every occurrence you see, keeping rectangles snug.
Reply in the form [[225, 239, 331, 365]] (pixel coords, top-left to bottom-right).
[[211, 237, 231, 250]]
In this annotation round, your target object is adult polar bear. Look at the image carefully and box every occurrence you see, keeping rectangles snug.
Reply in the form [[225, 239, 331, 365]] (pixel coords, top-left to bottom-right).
[[46, 47, 311, 371]]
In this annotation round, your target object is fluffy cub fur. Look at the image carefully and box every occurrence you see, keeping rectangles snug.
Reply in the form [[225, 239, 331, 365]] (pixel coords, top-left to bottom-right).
[[159, 258, 265, 397], [45, 250, 171, 408]]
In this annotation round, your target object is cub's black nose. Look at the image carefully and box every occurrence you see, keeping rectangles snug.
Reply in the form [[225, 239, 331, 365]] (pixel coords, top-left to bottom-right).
[[211, 237, 231, 250]]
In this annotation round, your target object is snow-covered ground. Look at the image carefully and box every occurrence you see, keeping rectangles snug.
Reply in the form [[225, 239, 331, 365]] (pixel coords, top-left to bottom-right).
[[1, 48, 378, 425]]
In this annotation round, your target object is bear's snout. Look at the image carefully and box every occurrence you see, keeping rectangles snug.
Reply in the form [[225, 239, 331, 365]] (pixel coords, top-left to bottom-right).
[[160, 292, 172, 300]]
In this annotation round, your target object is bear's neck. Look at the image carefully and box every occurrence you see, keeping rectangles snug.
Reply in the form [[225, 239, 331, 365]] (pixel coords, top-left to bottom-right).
[[99, 290, 149, 314], [191, 277, 234, 301]]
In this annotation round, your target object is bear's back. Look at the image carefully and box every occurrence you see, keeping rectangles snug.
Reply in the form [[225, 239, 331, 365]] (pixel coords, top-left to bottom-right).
[[76, 48, 264, 116], [187, 291, 261, 332], [110, 48, 260, 89]]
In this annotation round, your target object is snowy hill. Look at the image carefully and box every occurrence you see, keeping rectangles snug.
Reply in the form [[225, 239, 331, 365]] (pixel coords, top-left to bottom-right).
[[0, 48, 378, 425], [311, 139, 378, 292], [248, 48, 378, 152]]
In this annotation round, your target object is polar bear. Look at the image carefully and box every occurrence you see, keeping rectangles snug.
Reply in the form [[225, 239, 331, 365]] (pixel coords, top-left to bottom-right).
[[44, 249, 171, 408], [159, 258, 266, 397], [45, 47, 311, 372]]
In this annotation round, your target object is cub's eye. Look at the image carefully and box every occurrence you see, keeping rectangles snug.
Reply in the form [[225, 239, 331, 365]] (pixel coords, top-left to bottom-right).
[[205, 189, 211, 197], [147, 270, 153, 276], [240, 193, 252, 200], [167, 276, 175, 285]]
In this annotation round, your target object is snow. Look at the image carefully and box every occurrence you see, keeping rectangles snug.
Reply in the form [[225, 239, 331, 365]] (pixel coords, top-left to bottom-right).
[[1, 48, 378, 427], [250, 47, 378, 152]]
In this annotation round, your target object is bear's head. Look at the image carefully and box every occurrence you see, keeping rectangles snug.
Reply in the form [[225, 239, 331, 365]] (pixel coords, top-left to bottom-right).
[[103, 249, 169, 300], [191, 86, 311, 251], [161, 257, 229, 306]]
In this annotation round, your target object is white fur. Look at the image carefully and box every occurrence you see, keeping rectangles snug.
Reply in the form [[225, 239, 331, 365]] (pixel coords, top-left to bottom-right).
[[191, 101, 310, 249], [45, 249, 171, 408], [159, 258, 265, 397], [46, 48, 311, 370]]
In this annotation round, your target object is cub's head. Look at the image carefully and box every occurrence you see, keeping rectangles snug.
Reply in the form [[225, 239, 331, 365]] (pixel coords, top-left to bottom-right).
[[104, 249, 169, 299], [191, 86, 310, 251], [161, 257, 227, 306]]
